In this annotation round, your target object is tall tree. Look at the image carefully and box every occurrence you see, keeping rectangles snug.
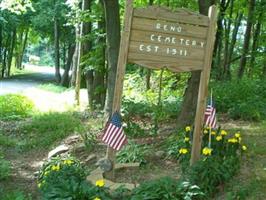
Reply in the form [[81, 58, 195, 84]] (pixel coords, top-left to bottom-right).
[[103, 0, 121, 115], [177, 0, 216, 127], [238, 0, 256, 78]]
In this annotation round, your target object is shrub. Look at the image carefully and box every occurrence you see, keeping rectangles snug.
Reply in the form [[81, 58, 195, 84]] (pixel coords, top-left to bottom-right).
[[0, 153, 11, 180], [38, 156, 112, 200], [0, 94, 34, 120], [131, 177, 205, 200], [117, 141, 147, 164], [0, 190, 31, 200], [175, 127, 247, 195], [213, 79, 266, 121]]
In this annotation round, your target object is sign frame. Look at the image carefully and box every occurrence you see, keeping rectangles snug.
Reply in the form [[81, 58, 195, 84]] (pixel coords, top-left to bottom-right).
[[104, 0, 217, 179]]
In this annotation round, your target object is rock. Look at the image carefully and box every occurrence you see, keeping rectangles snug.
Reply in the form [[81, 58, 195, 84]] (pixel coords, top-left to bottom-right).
[[71, 143, 86, 153], [84, 154, 97, 164], [48, 144, 69, 158], [96, 158, 112, 172], [155, 150, 165, 158], [64, 135, 81, 145]]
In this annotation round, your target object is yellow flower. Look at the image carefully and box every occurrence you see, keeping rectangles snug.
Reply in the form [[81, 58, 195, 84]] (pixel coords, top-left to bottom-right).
[[51, 164, 60, 171], [184, 137, 190, 142], [203, 129, 208, 134], [63, 159, 74, 165], [95, 179, 105, 187], [185, 126, 191, 132], [93, 198, 101, 200], [235, 132, 241, 138], [228, 138, 238, 143], [221, 130, 227, 136], [202, 147, 212, 156], [179, 148, 188, 154], [242, 145, 247, 151], [216, 135, 222, 141], [211, 131, 216, 135]]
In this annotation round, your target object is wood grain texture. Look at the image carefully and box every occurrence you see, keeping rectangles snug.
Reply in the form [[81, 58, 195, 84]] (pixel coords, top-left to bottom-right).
[[132, 17, 208, 39], [134, 5, 209, 26], [190, 5, 218, 165], [105, 0, 134, 180]]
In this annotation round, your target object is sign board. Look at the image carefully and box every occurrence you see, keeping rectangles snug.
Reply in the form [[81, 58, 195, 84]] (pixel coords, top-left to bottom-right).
[[105, 0, 217, 179]]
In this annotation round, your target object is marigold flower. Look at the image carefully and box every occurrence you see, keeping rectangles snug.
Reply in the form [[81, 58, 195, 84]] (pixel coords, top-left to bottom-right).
[[202, 147, 212, 156], [211, 131, 216, 135], [93, 198, 101, 200], [63, 159, 74, 165], [203, 129, 208, 134], [235, 132, 241, 138], [228, 138, 238, 143], [51, 164, 60, 171], [242, 145, 247, 151], [95, 179, 105, 187], [184, 137, 190, 142], [221, 130, 227, 136], [216, 135, 222, 141], [185, 126, 191, 132], [179, 148, 188, 154]]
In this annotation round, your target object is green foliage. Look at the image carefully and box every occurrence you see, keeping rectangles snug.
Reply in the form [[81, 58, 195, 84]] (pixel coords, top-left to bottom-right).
[[213, 79, 266, 121], [38, 156, 112, 200], [19, 112, 85, 150], [0, 94, 34, 120], [175, 127, 247, 195], [81, 131, 97, 153], [38, 83, 68, 93], [0, 153, 11, 180], [0, 190, 32, 200], [131, 177, 205, 200], [117, 141, 147, 165]]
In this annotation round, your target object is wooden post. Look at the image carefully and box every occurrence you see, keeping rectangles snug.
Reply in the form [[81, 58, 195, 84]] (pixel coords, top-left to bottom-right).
[[104, 0, 134, 180], [190, 5, 217, 165]]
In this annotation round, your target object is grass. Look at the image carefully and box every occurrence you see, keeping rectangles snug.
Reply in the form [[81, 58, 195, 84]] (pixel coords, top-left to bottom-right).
[[38, 83, 69, 93], [0, 112, 86, 152], [0, 190, 32, 200], [215, 121, 266, 200]]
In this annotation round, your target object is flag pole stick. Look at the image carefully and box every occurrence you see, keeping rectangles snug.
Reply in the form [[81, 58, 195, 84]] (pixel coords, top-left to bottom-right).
[[208, 89, 213, 148]]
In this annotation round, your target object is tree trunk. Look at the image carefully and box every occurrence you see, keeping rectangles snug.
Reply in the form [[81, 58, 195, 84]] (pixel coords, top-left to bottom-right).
[[7, 29, 16, 77], [2, 34, 10, 77], [54, 18, 61, 83], [0, 24, 2, 77], [16, 29, 29, 70], [177, 0, 216, 127], [248, 8, 262, 76], [61, 44, 75, 87], [238, 0, 256, 79], [224, 12, 243, 79], [103, 0, 121, 115], [71, 24, 80, 87]]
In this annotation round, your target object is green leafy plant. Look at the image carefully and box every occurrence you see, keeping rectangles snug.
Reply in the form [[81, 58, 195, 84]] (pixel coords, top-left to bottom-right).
[[0, 94, 34, 120], [131, 177, 205, 200], [0, 190, 32, 200], [0, 154, 11, 180], [117, 141, 147, 164], [38, 156, 112, 200]]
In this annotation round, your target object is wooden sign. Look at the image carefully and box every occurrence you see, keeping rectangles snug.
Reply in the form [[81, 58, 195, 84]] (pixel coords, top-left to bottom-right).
[[105, 0, 217, 179]]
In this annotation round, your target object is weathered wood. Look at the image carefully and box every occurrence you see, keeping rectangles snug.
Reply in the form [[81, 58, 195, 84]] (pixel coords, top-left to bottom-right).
[[129, 41, 205, 60], [190, 5, 217, 165], [134, 5, 209, 27], [105, 0, 134, 180], [132, 17, 208, 39]]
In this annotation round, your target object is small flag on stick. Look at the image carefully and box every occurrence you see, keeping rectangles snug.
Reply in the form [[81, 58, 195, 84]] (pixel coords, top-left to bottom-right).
[[204, 99, 217, 129], [102, 112, 127, 151]]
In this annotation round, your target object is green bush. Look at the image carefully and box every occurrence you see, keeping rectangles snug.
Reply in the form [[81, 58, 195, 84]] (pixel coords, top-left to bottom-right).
[[0, 153, 11, 180], [213, 79, 266, 121], [131, 177, 205, 200], [117, 141, 147, 165], [0, 94, 34, 120], [38, 156, 112, 200], [0, 190, 31, 200]]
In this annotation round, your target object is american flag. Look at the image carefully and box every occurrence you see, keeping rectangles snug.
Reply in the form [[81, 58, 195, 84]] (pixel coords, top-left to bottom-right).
[[204, 100, 217, 129], [102, 112, 127, 151]]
